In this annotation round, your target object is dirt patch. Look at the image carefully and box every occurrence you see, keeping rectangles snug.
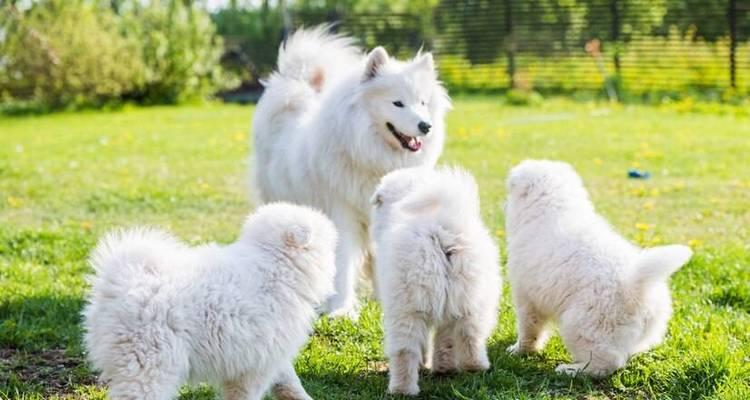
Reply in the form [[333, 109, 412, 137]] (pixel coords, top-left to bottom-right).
[[0, 347, 98, 396]]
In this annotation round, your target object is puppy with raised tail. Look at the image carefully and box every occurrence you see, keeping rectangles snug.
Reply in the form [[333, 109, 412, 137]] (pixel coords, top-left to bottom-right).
[[505, 160, 692, 377], [83, 203, 337, 400], [371, 167, 501, 395]]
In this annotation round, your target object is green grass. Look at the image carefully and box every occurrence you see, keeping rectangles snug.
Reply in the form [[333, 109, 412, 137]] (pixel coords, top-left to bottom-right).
[[1, 98, 749, 399]]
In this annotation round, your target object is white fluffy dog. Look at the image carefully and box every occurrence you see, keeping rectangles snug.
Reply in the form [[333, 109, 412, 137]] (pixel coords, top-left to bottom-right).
[[505, 160, 693, 377], [82, 203, 337, 400], [371, 167, 501, 395], [252, 26, 451, 316]]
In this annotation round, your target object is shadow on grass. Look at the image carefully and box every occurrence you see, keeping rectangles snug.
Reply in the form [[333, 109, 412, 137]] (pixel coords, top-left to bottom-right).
[[296, 339, 614, 399], [0, 293, 91, 397]]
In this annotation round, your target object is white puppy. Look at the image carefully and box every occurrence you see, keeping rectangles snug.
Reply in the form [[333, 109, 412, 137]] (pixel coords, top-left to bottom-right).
[[253, 26, 451, 317], [505, 160, 693, 377], [83, 203, 337, 400], [371, 167, 501, 395]]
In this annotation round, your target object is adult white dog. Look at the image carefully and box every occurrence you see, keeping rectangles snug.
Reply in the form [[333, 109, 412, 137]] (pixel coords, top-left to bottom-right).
[[505, 160, 693, 377], [83, 203, 337, 400], [371, 167, 501, 395], [252, 26, 451, 316]]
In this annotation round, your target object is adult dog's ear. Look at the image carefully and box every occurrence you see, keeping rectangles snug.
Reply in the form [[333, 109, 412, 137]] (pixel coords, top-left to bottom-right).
[[363, 47, 388, 81], [415, 52, 435, 74]]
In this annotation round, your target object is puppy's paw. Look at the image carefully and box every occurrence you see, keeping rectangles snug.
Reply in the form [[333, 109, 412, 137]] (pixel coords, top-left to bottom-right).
[[555, 363, 587, 377], [387, 383, 420, 396], [506, 342, 530, 356], [556, 362, 614, 378], [272, 384, 313, 400], [461, 358, 490, 372]]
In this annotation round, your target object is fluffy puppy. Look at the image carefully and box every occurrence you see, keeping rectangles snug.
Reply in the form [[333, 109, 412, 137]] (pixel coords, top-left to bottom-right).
[[371, 167, 501, 395], [83, 203, 337, 400], [505, 160, 693, 377]]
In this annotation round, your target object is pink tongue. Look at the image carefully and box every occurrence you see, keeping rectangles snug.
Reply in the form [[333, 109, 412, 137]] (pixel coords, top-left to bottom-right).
[[407, 137, 422, 151]]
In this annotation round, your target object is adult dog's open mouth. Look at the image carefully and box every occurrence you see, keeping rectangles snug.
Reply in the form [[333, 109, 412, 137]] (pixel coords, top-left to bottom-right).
[[386, 122, 422, 152]]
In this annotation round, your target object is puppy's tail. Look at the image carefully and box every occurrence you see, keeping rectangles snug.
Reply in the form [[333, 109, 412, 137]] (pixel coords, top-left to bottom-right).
[[87, 228, 181, 299], [627, 245, 692, 289], [397, 167, 481, 231]]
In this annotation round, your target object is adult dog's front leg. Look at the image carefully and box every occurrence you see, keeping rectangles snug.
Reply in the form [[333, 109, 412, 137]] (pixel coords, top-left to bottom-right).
[[324, 214, 366, 318]]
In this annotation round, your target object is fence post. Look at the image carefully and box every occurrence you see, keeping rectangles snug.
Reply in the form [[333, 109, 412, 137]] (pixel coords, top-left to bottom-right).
[[729, 0, 737, 89], [610, 0, 621, 75], [504, 0, 516, 89]]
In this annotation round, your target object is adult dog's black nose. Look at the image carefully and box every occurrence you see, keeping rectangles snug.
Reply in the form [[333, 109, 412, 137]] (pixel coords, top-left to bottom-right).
[[418, 121, 432, 134]]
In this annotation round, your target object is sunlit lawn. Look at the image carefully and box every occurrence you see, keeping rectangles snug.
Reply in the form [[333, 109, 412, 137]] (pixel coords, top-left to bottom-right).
[[1, 98, 748, 399]]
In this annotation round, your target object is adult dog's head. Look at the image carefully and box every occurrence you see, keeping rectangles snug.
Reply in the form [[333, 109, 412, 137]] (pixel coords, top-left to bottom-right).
[[356, 47, 451, 167]]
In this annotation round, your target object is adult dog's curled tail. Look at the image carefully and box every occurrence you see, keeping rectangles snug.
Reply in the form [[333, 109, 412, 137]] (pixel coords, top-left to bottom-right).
[[628, 244, 692, 290], [272, 24, 361, 92]]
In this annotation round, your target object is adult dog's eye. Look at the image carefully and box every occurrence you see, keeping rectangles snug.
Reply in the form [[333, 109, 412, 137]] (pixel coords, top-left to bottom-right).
[[444, 249, 454, 259], [393, 101, 404, 108]]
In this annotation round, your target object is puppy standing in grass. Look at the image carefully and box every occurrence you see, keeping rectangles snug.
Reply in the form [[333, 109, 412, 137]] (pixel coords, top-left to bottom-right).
[[505, 160, 692, 377], [371, 167, 501, 395], [83, 203, 337, 400]]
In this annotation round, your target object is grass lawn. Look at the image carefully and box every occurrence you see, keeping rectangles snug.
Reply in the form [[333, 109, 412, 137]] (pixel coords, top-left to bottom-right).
[[1, 98, 748, 399]]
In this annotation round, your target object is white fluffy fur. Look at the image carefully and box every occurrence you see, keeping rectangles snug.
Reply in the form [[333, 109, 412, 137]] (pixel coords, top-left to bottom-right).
[[371, 167, 501, 395], [504, 160, 693, 377], [82, 203, 337, 400], [252, 25, 451, 316]]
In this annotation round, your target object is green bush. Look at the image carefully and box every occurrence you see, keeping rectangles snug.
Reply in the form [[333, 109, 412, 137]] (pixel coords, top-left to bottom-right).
[[122, 1, 230, 104], [0, 0, 229, 111], [0, 1, 144, 110]]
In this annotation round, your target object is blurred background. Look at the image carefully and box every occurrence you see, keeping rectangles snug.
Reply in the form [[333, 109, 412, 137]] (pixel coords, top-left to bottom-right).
[[1, 0, 748, 112]]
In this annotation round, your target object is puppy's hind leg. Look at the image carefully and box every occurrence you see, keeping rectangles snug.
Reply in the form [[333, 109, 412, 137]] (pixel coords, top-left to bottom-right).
[[103, 330, 188, 400], [224, 370, 278, 400], [271, 363, 313, 400], [507, 296, 550, 355], [453, 317, 491, 372], [431, 320, 456, 374], [386, 315, 429, 396]]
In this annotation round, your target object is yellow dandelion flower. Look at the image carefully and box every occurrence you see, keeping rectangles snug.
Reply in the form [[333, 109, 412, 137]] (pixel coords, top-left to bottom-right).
[[593, 158, 603, 166], [495, 229, 505, 238], [688, 239, 702, 248], [650, 188, 660, 197], [635, 222, 651, 231], [458, 127, 468, 139], [233, 132, 246, 142], [81, 220, 93, 230], [7, 196, 22, 208], [631, 161, 641, 168], [650, 236, 663, 245], [630, 186, 646, 197], [643, 201, 655, 211]]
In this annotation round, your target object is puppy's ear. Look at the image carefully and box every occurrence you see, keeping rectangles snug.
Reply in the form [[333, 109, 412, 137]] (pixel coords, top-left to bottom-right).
[[283, 224, 312, 248], [363, 47, 388, 81], [507, 169, 533, 199]]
